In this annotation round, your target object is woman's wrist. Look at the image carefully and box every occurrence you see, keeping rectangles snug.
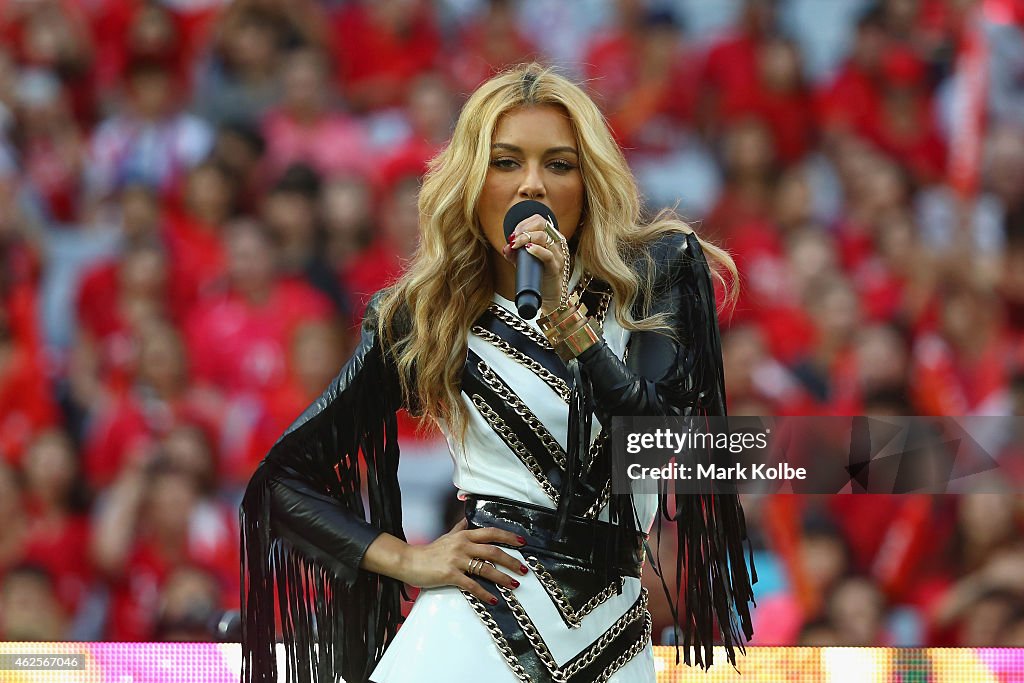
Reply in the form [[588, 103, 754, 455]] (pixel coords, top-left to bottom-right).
[[361, 532, 414, 582], [538, 293, 602, 360]]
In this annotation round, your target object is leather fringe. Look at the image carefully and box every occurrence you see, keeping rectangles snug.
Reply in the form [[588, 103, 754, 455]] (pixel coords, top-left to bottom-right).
[[650, 233, 757, 671], [239, 370, 406, 683]]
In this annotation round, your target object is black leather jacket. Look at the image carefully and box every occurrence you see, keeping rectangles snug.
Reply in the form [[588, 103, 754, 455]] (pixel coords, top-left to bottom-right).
[[239, 230, 754, 683]]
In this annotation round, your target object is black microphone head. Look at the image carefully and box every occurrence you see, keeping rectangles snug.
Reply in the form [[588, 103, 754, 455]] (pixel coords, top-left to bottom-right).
[[503, 200, 558, 240]]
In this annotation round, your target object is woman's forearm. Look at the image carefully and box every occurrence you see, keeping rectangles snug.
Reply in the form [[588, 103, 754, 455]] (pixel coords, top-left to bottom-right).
[[360, 532, 412, 582]]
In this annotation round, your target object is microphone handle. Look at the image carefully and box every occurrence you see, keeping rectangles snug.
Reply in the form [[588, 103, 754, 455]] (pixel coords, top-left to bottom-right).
[[515, 248, 544, 319]]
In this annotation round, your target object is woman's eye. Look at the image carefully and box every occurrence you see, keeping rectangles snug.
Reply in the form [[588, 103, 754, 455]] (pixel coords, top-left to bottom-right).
[[549, 160, 576, 172], [491, 158, 518, 169]]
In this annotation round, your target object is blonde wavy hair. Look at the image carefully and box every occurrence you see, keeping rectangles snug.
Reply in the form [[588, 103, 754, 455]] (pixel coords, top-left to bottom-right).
[[377, 63, 737, 439]]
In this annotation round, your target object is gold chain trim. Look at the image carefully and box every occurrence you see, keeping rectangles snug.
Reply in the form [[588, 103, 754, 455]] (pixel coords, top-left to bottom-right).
[[475, 359, 612, 518], [593, 291, 611, 326], [560, 588, 649, 679], [487, 303, 553, 349], [472, 325, 571, 402], [471, 394, 559, 503], [592, 610, 651, 683], [524, 555, 623, 629], [583, 479, 611, 519], [465, 586, 649, 682], [478, 362, 568, 470], [582, 430, 607, 477], [460, 589, 533, 683]]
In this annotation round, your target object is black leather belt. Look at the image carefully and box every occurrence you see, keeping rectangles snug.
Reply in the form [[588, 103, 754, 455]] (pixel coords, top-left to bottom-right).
[[463, 494, 646, 578]]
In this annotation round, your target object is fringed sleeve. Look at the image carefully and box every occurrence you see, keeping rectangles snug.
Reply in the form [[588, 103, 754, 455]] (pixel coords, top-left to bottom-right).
[[239, 291, 407, 683], [575, 231, 757, 670]]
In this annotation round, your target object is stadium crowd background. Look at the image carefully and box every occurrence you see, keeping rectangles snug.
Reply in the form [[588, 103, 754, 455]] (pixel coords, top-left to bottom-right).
[[0, 0, 1023, 651]]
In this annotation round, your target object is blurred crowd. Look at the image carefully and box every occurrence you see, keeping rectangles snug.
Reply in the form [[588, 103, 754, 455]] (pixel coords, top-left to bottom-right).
[[0, 0, 1023, 652]]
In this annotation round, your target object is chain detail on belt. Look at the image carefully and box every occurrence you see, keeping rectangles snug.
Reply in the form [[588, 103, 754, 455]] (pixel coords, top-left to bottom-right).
[[524, 554, 623, 629]]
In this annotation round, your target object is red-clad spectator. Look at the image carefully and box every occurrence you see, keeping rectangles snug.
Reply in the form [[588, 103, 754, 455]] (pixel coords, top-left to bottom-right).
[[225, 319, 347, 486], [74, 244, 170, 403], [745, 36, 815, 164], [816, 6, 888, 140], [849, 210, 938, 332], [261, 164, 350, 317], [700, 1, 774, 123], [163, 160, 237, 322], [0, 301, 58, 466], [261, 48, 370, 180], [910, 279, 1014, 415], [790, 273, 864, 414], [13, 69, 86, 223], [330, 0, 441, 111], [386, 72, 454, 157], [342, 154, 423, 316], [583, 8, 701, 154], [184, 218, 332, 399], [446, 0, 538, 93], [91, 457, 234, 641], [322, 174, 375, 295], [749, 227, 832, 366], [863, 46, 946, 184], [704, 118, 778, 243], [209, 121, 269, 215], [0, 0, 96, 123], [0, 461, 27, 577], [831, 149, 911, 274], [82, 320, 218, 489], [0, 563, 68, 640], [89, 1, 190, 99], [19, 429, 94, 616]]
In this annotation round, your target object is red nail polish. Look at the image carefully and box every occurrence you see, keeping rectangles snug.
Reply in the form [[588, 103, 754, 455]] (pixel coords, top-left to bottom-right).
[[489, 597, 498, 605], [511, 579, 520, 588], [517, 536, 526, 544], [520, 565, 528, 574]]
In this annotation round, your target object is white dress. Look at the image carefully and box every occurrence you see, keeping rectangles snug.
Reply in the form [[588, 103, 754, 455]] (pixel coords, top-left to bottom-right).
[[370, 271, 659, 683]]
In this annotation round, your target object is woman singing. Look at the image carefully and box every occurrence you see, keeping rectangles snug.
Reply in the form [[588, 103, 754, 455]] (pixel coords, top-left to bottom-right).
[[240, 63, 756, 683]]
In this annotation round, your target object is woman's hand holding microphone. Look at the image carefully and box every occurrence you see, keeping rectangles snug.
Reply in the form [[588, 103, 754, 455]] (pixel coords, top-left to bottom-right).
[[503, 212, 601, 360], [502, 213, 570, 315]]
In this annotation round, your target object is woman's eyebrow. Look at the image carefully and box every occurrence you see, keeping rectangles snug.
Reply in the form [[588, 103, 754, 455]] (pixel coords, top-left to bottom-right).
[[491, 142, 579, 156]]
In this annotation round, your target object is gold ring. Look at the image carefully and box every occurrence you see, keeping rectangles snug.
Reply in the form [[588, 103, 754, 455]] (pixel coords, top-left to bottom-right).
[[543, 222, 562, 247], [467, 557, 485, 576]]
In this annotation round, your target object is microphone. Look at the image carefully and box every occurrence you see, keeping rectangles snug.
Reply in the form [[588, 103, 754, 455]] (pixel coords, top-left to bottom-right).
[[503, 200, 558, 319]]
